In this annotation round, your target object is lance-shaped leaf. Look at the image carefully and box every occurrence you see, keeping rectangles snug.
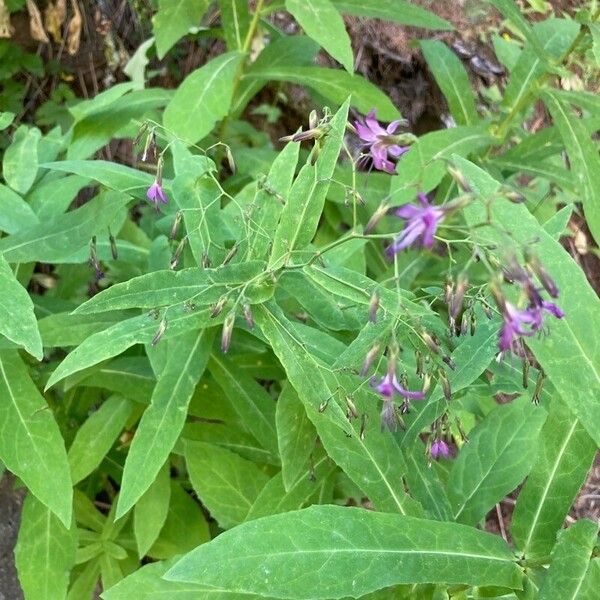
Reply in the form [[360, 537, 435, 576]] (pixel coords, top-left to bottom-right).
[[0, 254, 43, 360], [3, 126, 41, 194], [219, 0, 250, 51], [538, 519, 598, 600], [269, 99, 349, 267], [511, 400, 596, 558], [15, 494, 77, 600], [165, 505, 522, 596], [420, 40, 478, 125], [75, 261, 267, 314], [0, 183, 39, 234], [254, 303, 422, 516], [68, 395, 132, 484], [163, 52, 244, 145], [116, 328, 215, 517], [543, 90, 600, 245], [448, 396, 547, 525], [0, 350, 72, 526], [184, 440, 270, 529], [0, 191, 130, 263], [578, 559, 600, 600], [455, 155, 600, 447], [286, 0, 353, 73]]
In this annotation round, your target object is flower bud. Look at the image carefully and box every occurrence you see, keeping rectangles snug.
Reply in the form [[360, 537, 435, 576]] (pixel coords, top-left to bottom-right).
[[359, 413, 368, 440], [211, 296, 227, 318], [109, 230, 118, 260], [526, 252, 559, 298], [422, 331, 441, 355], [308, 110, 318, 130], [438, 368, 452, 401], [202, 252, 212, 268], [364, 203, 389, 234], [170, 211, 183, 240], [243, 303, 254, 329], [522, 357, 530, 389], [223, 243, 239, 266], [449, 275, 468, 320], [416, 350, 424, 377], [345, 396, 359, 420], [221, 313, 235, 353], [502, 187, 526, 203], [151, 318, 167, 346], [442, 355, 456, 370], [368, 291, 380, 323], [532, 371, 545, 405], [360, 343, 380, 376], [170, 237, 187, 270], [225, 146, 236, 174], [422, 372, 432, 394], [446, 163, 472, 193]]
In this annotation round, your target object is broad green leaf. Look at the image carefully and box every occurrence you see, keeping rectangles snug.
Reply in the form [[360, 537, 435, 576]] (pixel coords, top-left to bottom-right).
[[0, 191, 130, 263], [208, 353, 278, 456], [0, 111, 15, 130], [15, 494, 77, 600], [456, 156, 600, 447], [68, 395, 132, 484], [27, 175, 90, 218], [45, 307, 220, 389], [68, 82, 138, 121], [543, 204, 573, 240], [553, 89, 600, 115], [184, 440, 270, 529], [68, 560, 101, 600], [448, 396, 547, 525], [510, 400, 596, 558], [538, 519, 598, 600], [41, 160, 155, 200], [543, 90, 600, 245], [163, 52, 245, 145], [286, 0, 353, 73], [245, 453, 336, 520], [491, 157, 574, 191], [3, 126, 41, 194], [244, 67, 398, 121], [492, 33, 522, 71], [219, 0, 250, 51], [578, 559, 600, 600], [0, 254, 43, 360], [0, 350, 72, 526], [116, 329, 215, 517], [332, 0, 453, 30], [254, 303, 422, 516], [420, 40, 478, 125], [165, 505, 522, 596], [246, 139, 300, 261], [75, 261, 267, 314], [0, 183, 39, 234], [269, 99, 349, 267], [148, 482, 210, 560], [153, 0, 210, 59], [502, 19, 579, 111], [134, 462, 171, 558], [277, 382, 317, 490], [103, 557, 270, 599]]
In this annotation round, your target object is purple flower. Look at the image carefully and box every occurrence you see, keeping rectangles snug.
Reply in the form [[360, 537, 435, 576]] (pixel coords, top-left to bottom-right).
[[386, 193, 446, 256], [147, 180, 168, 211], [374, 372, 425, 401], [430, 439, 451, 460], [355, 110, 409, 174]]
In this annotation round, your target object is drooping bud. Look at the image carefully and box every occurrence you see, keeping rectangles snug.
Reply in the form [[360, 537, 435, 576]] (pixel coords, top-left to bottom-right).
[[482, 301, 493, 320], [526, 252, 559, 298], [170, 237, 187, 270], [416, 350, 424, 377], [444, 277, 454, 305], [359, 413, 367, 440], [438, 368, 452, 401], [422, 331, 441, 355], [151, 318, 167, 346], [360, 343, 380, 376], [380, 399, 402, 432], [522, 357, 530, 389], [221, 313, 235, 353], [141, 129, 156, 163], [345, 396, 359, 420], [319, 396, 330, 413], [449, 275, 468, 320], [532, 370, 545, 405], [442, 355, 456, 370], [202, 252, 212, 268], [108, 229, 118, 260], [502, 186, 526, 204], [422, 372, 432, 394], [364, 203, 389, 234], [243, 303, 254, 329], [446, 162, 472, 193], [170, 211, 183, 240], [225, 146, 236, 174], [308, 110, 318, 130], [223, 243, 239, 266], [133, 122, 149, 146], [368, 291, 380, 323], [469, 310, 476, 336], [211, 296, 227, 318]]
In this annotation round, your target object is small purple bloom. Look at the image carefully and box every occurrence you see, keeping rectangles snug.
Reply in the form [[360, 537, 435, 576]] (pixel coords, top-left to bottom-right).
[[386, 193, 446, 256], [147, 180, 168, 211], [355, 110, 409, 174], [374, 372, 425, 401], [498, 302, 540, 351], [541, 301, 564, 319], [430, 439, 451, 460]]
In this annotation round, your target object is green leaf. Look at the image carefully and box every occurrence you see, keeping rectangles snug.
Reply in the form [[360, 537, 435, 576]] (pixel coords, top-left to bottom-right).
[[116, 329, 215, 517], [448, 396, 547, 525], [502, 19, 579, 111], [510, 400, 596, 558], [538, 519, 598, 600], [134, 462, 171, 558], [269, 99, 349, 267], [0, 111, 15, 130], [15, 494, 77, 600], [184, 440, 270, 529], [578, 559, 600, 600], [254, 303, 421, 516], [219, 0, 250, 51], [165, 505, 522, 596], [0, 350, 72, 526], [41, 160, 155, 200], [456, 156, 600, 448], [163, 52, 245, 145], [153, 0, 210, 59], [277, 382, 317, 490], [542, 90, 600, 245], [208, 353, 278, 456], [3, 126, 41, 194], [0, 254, 43, 360], [0, 191, 130, 263], [420, 40, 478, 125], [244, 67, 399, 121], [0, 183, 39, 234], [286, 0, 353, 73], [27, 174, 90, 219], [332, 0, 453, 30], [68, 395, 132, 484]]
